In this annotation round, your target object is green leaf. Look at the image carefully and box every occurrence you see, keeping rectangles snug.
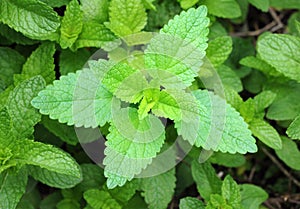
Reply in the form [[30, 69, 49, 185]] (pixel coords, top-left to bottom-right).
[[240, 184, 268, 209], [0, 0, 60, 41], [31, 64, 113, 128], [217, 65, 242, 92], [80, 0, 109, 23], [239, 56, 281, 77], [209, 152, 246, 168], [15, 140, 82, 188], [269, 0, 300, 9], [56, 199, 80, 209], [206, 36, 233, 67], [0, 47, 25, 88], [60, 0, 83, 49], [252, 90, 276, 114], [275, 137, 300, 170], [41, 116, 78, 146], [40, 0, 70, 7], [7, 76, 46, 139], [107, 180, 138, 203], [106, 0, 147, 37], [177, 90, 257, 154], [102, 62, 148, 103], [0, 168, 28, 209], [178, 0, 199, 9], [84, 189, 122, 209], [104, 107, 165, 188], [248, 0, 269, 12], [191, 161, 222, 201], [0, 23, 39, 45], [179, 197, 205, 209], [266, 82, 300, 121], [287, 115, 300, 140], [257, 34, 300, 82], [15, 42, 56, 85], [0, 108, 12, 140], [200, 0, 242, 18], [206, 194, 232, 209], [221, 175, 241, 209], [72, 22, 116, 50], [59, 49, 91, 75], [140, 168, 176, 209], [249, 119, 282, 150]]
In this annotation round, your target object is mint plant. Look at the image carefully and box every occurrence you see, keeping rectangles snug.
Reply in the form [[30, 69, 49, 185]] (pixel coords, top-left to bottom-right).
[[1, 0, 300, 208]]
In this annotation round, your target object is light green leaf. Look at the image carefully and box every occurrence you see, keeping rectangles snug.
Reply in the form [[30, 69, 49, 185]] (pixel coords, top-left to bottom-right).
[[59, 49, 91, 75], [200, 0, 241, 18], [239, 56, 281, 77], [179, 197, 205, 209], [209, 152, 246, 168], [104, 107, 165, 188], [248, 0, 269, 12], [287, 115, 300, 140], [206, 194, 232, 209], [191, 161, 222, 201], [0, 23, 38, 45], [41, 116, 78, 146], [0, 47, 25, 88], [60, 0, 83, 49], [84, 189, 122, 209], [15, 42, 56, 85], [80, 0, 108, 23], [249, 119, 282, 150], [102, 62, 148, 103], [221, 175, 241, 209], [140, 168, 176, 209], [252, 90, 276, 114], [275, 137, 300, 170], [32, 64, 113, 128], [269, 0, 300, 9], [13, 139, 82, 188], [73, 22, 116, 50], [0, 0, 60, 41], [177, 90, 257, 154], [206, 36, 233, 67], [0, 168, 28, 209], [217, 65, 242, 92], [106, 0, 147, 37], [7, 76, 46, 139], [257, 34, 300, 82], [240, 184, 268, 209]]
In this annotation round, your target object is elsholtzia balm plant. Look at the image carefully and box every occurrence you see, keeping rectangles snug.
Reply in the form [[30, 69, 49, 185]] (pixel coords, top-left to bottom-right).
[[32, 6, 256, 189]]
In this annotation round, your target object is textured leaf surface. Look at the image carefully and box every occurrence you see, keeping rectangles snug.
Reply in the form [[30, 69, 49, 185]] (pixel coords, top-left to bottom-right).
[[257, 34, 300, 82], [240, 184, 268, 209], [104, 107, 165, 188], [0, 47, 25, 88], [32, 65, 113, 128], [275, 137, 300, 170], [80, 0, 108, 23], [140, 168, 176, 209], [270, 0, 300, 9], [0, 108, 11, 140], [15, 42, 56, 85], [250, 119, 282, 149], [179, 197, 205, 209], [287, 115, 300, 140], [7, 76, 46, 138], [73, 22, 115, 50], [201, 0, 241, 18], [209, 152, 246, 168], [248, 0, 269, 11], [0, 0, 60, 40], [206, 36, 232, 67], [107, 0, 147, 36], [15, 139, 82, 188], [216, 65, 242, 92], [221, 175, 241, 209], [84, 189, 122, 209], [177, 90, 257, 154], [60, 0, 83, 49], [191, 161, 222, 201], [0, 168, 28, 209]]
